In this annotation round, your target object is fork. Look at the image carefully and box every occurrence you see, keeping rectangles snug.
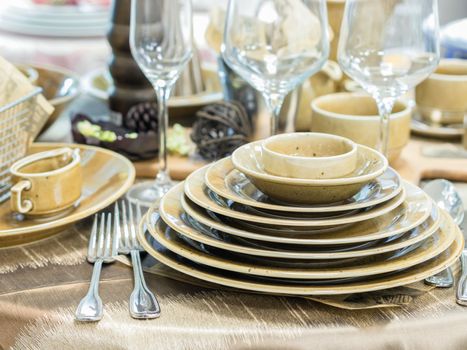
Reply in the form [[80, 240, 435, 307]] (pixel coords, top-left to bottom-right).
[[75, 212, 119, 322], [116, 200, 161, 319]]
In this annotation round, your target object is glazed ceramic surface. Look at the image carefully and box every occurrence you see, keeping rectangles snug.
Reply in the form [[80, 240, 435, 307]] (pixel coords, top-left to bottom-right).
[[416, 59, 467, 124], [184, 167, 405, 227], [0, 143, 135, 247], [151, 197, 440, 259], [137, 212, 463, 294], [261, 133, 357, 179], [171, 185, 432, 246], [145, 209, 455, 279], [311, 93, 411, 163], [10, 147, 82, 215], [231, 141, 388, 204], [205, 157, 402, 213]]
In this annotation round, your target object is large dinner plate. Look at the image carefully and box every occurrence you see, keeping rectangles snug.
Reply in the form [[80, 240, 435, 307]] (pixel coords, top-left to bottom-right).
[[0, 143, 135, 246], [137, 216, 463, 295], [205, 157, 403, 213], [153, 187, 440, 258], [144, 209, 457, 280], [184, 166, 407, 227]]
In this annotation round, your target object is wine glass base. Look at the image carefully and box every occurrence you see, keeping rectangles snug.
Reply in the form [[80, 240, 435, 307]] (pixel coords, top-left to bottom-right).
[[126, 180, 177, 209]]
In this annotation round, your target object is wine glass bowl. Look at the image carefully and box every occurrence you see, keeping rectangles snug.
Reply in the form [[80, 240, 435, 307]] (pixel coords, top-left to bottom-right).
[[222, 0, 329, 135], [338, 0, 440, 156], [128, 0, 193, 207]]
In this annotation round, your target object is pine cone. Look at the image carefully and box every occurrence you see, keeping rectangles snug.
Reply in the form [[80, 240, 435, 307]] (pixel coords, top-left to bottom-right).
[[124, 102, 158, 133]]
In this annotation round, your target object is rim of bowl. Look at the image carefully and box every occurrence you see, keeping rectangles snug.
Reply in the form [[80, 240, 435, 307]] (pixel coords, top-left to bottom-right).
[[428, 59, 467, 81], [232, 141, 388, 186], [262, 132, 357, 162], [311, 92, 410, 122]]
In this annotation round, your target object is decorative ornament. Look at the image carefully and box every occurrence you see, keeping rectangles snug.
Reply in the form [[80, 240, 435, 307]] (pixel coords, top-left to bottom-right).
[[191, 101, 252, 161]]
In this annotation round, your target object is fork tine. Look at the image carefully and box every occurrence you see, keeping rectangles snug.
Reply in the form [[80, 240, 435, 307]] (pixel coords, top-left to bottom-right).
[[96, 213, 106, 258], [121, 200, 131, 249], [112, 202, 120, 257], [104, 213, 112, 258], [136, 203, 144, 248], [87, 215, 98, 260], [127, 201, 138, 249]]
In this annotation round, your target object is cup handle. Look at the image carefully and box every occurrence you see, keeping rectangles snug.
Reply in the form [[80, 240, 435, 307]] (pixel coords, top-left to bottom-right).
[[11, 180, 33, 214]]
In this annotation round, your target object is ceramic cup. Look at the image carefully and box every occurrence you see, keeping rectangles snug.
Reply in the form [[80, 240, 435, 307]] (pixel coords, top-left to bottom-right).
[[311, 93, 411, 164], [261, 132, 357, 179], [10, 147, 82, 216], [415, 59, 467, 124]]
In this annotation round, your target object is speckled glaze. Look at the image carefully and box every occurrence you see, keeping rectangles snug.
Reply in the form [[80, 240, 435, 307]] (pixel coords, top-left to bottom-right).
[[147, 215, 449, 279], [416, 59, 467, 124], [310, 93, 411, 163], [184, 166, 405, 227], [10, 148, 83, 216], [231, 141, 387, 204], [205, 157, 402, 213], [138, 215, 464, 295], [152, 184, 440, 259], [261, 133, 358, 179]]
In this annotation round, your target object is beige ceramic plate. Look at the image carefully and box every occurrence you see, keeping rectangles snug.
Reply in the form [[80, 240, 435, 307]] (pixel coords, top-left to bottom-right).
[[231, 141, 388, 204], [184, 167, 406, 227], [144, 209, 456, 279], [0, 143, 135, 247], [160, 181, 433, 246], [138, 215, 463, 295], [205, 157, 403, 213], [149, 205, 440, 259]]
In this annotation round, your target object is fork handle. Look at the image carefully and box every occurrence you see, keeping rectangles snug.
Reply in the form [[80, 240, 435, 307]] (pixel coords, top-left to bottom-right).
[[456, 250, 467, 306], [75, 259, 104, 321], [129, 250, 161, 319]]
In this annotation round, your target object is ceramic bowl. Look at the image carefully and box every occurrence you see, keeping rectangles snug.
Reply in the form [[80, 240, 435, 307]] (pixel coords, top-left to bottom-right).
[[231, 141, 387, 204], [311, 93, 411, 163], [261, 132, 357, 179], [415, 59, 467, 124], [28, 64, 81, 132]]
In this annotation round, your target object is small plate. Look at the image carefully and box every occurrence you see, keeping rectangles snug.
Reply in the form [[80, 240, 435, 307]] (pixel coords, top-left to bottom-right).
[[0, 143, 135, 247], [149, 207, 440, 259], [411, 111, 463, 139], [184, 166, 406, 227], [231, 141, 388, 204], [205, 157, 402, 213], [138, 227, 463, 295], [170, 184, 432, 246], [146, 210, 455, 279]]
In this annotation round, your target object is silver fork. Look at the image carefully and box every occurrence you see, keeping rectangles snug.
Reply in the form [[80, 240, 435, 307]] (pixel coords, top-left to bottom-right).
[[116, 200, 161, 319], [75, 212, 119, 322]]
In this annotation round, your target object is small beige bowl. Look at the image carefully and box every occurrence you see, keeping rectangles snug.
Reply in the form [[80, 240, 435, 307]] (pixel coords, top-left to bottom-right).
[[311, 93, 411, 164], [416, 59, 467, 124], [261, 132, 357, 179]]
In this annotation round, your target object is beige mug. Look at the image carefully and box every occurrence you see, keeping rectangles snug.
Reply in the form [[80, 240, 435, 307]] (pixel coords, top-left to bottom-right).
[[416, 59, 467, 124], [10, 147, 82, 216]]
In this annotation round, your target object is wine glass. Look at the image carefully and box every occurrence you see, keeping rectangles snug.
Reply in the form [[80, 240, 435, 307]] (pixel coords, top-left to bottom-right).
[[128, 0, 192, 207], [338, 0, 440, 157], [222, 0, 329, 135]]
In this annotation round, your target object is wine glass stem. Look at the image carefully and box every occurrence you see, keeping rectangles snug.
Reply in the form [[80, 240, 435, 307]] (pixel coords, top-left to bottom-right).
[[264, 93, 284, 136], [375, 97, 395, 158], [153, 84, 172, 182]]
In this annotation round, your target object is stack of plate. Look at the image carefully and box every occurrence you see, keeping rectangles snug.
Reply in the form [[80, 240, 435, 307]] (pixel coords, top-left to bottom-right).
[[0, 2, 109, 37], [138, 141, 463, 296]]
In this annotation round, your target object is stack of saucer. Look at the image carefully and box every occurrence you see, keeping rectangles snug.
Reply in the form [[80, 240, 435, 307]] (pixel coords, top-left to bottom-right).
[[138, 133, 463, 296]]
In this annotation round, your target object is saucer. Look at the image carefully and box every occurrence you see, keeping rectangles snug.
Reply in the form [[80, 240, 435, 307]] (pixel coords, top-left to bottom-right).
[[205, 157, 402, 213], [231, 141, 388, 204], [171, 184, 432, 245], [143, 209, 457, 280], [184, 166, 406, 227], [411, 111, 463, 139], [0, 143, 135, 246], [138, 219, 463, 295]]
